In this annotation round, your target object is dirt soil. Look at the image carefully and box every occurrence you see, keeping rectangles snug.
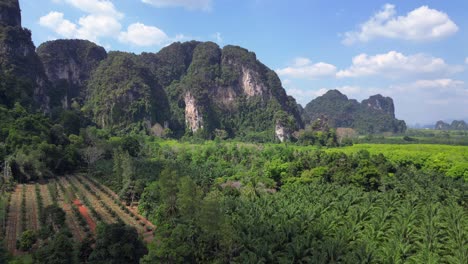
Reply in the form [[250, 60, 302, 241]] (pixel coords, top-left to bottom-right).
[[73, 199, 96, 233]]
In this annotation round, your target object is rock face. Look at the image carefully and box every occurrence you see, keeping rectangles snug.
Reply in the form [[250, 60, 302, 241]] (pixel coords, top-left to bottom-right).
[[304, 90, 406, 134], [37, 40, 107, 109], [435, 120, 468, 130], [275, 122, 290, 142], [435, 121, 450, 130], [81, 41, 302, 139], [184, 92, 203, 132], [0, 0, 49, 111], [85, 52, 170, 131], [362, 94, 395, 118], [0, 0, 21, 27]]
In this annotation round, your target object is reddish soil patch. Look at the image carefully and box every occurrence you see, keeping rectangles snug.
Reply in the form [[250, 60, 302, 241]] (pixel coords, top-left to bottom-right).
[[73, 199, 96, 233]]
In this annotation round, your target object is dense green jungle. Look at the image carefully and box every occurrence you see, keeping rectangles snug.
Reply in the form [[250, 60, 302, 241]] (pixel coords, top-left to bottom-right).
[[0, 0, 467, 263]]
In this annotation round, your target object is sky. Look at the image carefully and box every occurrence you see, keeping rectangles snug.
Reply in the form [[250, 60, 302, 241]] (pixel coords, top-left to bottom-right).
[[20, 0, 468, 125]]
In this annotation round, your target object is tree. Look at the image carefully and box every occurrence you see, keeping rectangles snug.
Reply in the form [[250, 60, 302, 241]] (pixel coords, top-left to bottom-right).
[[82, 145, 105, 176], [89, 223, 147, 264], [119, 151, 136, 204], [34, 231, 75, 264], [17, 230, 37, 251], [41, 205, 66, 232]]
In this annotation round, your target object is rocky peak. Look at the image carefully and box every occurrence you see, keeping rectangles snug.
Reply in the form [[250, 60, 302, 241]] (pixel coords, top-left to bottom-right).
[[362, 94, 395, 117], [321, 90, 349, 101], [0, 0, 21, 27], [435, 120, 468, 130], [37, 39, 107, 109], [304, 90, 406, 133], [451, 120, 467, 130], [435, 120, 450, 130], [0, 0, 49, 111]]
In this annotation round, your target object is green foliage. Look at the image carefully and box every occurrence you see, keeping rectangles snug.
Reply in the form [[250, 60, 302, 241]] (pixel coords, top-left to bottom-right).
[[88, 223, 147, 264], [85, 52, 170, 132], [137, 140, 467, 263], [33, 230, 75, 264], [18, 230, 37, 251]]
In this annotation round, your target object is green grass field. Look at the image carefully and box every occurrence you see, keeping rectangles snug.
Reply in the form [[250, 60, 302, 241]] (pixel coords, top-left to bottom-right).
[[328, 144, 468, 180]]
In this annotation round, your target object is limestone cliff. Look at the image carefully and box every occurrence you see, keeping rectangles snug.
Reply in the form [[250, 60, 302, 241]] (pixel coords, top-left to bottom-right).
[[37, 39, 107, 109], [0, 0, 21, 27], [0, 0, 49, 111], [304, 90, 406, 134], [435, 120, 468, 130]]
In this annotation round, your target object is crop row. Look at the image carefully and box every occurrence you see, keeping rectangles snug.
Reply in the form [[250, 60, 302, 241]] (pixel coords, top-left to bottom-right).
[[0, 192, 12, 238], [35, 184, 44, 225], [56, 179, 90, 237], [47, 181, 59, 205], [20, 185, 26, 232], [70, 177, 122, 223], [78, 175, 153, 233]]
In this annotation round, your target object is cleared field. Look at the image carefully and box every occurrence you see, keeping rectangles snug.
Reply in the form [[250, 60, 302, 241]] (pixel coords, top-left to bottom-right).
[[64, 176, 116, 225], [72, 175, 154, 240], [5, 185, 22, 255], [5, 176, 155, 255], [56, 183, 84, 243], [39, 183, 53, 208], [24, 184, 39, 232]]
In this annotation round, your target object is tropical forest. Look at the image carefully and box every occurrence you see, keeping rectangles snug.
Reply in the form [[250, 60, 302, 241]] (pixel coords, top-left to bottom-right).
[[0, 0, 467, 263]]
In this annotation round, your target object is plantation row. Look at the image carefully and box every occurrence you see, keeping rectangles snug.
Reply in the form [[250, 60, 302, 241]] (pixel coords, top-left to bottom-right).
[[3, 175, 154, 255]]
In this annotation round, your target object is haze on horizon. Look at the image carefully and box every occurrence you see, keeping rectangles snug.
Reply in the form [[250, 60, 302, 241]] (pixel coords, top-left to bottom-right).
[[21, 0, 468, 125]]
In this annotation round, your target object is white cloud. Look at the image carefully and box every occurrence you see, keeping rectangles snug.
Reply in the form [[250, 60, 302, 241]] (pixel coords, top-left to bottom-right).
[[39, 12, 78, 38], [77, 15, 121, 41], [276, 57, 337, 79], [343, 4, 458, 44], [337, 51, 463, 78], [465, 57, 468, 64], [142, 0, 212, 11], [119, 23, 169, 46], [410, 79, 464, 89], [39, 12, 121, 42], [55, 0, 123, 18], [41, 0, 181, 48]]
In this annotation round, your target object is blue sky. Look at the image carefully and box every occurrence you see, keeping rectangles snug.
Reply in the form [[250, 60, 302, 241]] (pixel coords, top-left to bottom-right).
[[21, 0, 468, 125]]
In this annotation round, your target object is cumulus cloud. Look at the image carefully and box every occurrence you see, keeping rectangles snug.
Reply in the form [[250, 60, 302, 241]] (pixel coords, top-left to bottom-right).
[[465, 57, 468, 64], [337, 51, 463, 78], [39, 11, 121, 42], [39, 0, 122, 43], [40, 0, 178, 48], [276, 57, 337, 80], [39, 12, 78, 38], [410, 79, 465, 90], [343, 4, 458, 45], [58, 0, 123, 18], [119, 23, 169, 46], [142, 0, 212, 11]]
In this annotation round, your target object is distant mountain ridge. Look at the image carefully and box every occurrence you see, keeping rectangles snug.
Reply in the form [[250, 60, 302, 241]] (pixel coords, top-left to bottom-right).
[[302, 90, 406, 134], [435, 120, 468, 130], [1, 0, 408, 140]]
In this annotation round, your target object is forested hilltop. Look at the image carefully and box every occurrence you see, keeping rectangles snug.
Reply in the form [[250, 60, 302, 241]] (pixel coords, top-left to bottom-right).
[[303, 90, 407, 134], [1, 1, 467, 263]]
